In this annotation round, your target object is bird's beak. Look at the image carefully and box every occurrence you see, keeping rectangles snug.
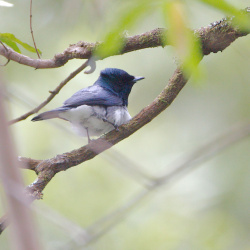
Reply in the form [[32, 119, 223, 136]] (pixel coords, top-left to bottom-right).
[[132, 76, 145, 83]]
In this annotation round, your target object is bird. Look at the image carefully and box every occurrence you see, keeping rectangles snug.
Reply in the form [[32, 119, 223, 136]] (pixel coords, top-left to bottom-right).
[[32, 68, 145, 142]]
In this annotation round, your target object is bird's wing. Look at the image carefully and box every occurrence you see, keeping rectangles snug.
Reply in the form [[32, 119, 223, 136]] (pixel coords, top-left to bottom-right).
[[63, 85, 123, 107]]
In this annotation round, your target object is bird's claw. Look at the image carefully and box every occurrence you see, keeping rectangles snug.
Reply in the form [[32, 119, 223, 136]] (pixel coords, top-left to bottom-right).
[[96, 114, 119, 132]]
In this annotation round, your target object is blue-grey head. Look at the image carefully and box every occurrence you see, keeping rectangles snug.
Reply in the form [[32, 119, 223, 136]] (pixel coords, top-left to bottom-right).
[[96, 68, 145, 106]]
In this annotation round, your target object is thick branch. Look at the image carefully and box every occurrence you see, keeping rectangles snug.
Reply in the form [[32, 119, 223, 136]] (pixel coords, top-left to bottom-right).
[[1, 8, 249, 69]]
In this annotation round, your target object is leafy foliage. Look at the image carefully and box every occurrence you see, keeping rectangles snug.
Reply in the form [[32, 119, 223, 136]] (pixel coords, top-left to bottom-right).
[[0, 33, 41, 54], [162, 1, 203, 79], [95, 1, 153, 58]]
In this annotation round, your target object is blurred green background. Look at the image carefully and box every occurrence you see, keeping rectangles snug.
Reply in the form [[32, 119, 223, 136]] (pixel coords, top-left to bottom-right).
[[0, 0, 250, 249]]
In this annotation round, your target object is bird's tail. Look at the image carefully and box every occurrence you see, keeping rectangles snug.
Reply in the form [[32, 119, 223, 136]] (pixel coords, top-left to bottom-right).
[[31, 108, 67, 121]]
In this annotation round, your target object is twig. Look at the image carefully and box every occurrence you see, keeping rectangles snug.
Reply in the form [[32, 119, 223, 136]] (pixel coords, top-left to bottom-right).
[[0, 41, 10, 66], [9, 59, 90, 124], [18, 157, 42, 173], [29, 0, 40, 59], [0, 40, 8, 51]]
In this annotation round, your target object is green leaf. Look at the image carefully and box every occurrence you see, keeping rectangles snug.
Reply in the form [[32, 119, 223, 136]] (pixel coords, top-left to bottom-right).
[[200, 0, 240, 15], [162, 1, 203, 79], [0, 33, 41, 54], [95, 1, 153, 58], [0, 35, 21, 53]]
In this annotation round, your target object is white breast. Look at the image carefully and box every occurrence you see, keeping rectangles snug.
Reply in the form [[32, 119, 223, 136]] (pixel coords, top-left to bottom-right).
[[59, 105, 131, 137], [106, 106, 131, 126]]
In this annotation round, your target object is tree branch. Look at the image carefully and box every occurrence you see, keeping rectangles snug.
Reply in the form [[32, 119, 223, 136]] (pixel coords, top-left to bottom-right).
[[0, 28, 165, 68], [1, 8, 249, 69], [16, 67, 186, 201]]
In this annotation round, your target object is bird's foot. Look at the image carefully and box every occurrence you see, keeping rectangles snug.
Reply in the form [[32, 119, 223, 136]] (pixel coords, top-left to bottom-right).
[[93, 112, 119, 132], [86, 128, 91, 143], [113, 124, 119, 132], [100, 117, 119, 132]]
